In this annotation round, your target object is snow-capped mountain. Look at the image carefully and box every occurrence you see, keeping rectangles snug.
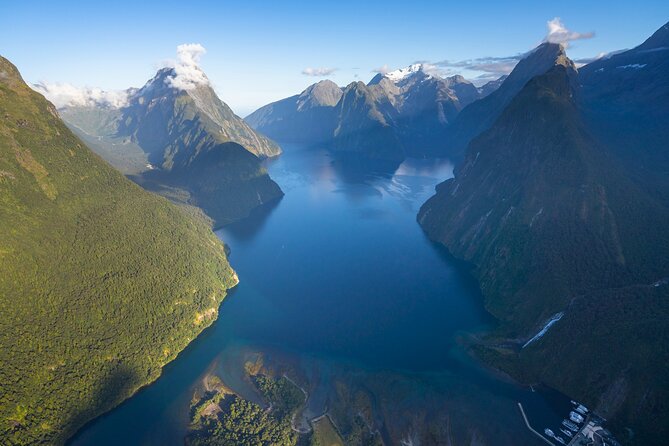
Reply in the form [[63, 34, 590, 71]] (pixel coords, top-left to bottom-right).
[[384, 63, 426, 82]]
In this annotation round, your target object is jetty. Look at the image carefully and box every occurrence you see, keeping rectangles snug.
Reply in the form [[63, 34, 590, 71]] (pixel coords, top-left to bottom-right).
[[517, 402, 556, 446]]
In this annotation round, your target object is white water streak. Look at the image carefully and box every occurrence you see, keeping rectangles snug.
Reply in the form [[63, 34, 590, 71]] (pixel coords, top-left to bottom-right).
[[522, 312, 564, 349]]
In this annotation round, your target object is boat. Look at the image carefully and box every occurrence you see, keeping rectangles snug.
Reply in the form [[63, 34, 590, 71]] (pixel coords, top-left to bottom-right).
[[560, 428, 574, 438], [570, 411, 585, 423], [562, 419, 579, 432], [544, 428, 555, 437], [555, 436, 566, 445], [575, 404, 589, 415]]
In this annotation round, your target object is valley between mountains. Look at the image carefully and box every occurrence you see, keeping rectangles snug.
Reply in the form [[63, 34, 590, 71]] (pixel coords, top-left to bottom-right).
[[1, 17, 669, 446]]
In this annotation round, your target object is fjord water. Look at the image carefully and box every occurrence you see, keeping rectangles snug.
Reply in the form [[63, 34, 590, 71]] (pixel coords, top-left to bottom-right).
[[70, 145, 558, 445]]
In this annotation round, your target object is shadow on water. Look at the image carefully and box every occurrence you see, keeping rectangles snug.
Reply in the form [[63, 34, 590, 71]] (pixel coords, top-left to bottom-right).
[[328, 152, 403, 184], [66, 364, 139, 445], [222, 197, 282, 242], [66, 286, 247, 446], [424, 234, 495, 326]]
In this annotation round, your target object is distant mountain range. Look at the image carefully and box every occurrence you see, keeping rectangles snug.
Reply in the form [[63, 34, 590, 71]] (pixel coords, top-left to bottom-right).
[[59, 66, 283, 226], [419, 21, 669, 444], [0, 55, 238, 445], [246, 64, 504, 159]]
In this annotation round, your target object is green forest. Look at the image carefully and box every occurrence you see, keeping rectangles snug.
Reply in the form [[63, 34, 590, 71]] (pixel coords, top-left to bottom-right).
[[0, 56, 237, 445], [186, 374, 304, 446]]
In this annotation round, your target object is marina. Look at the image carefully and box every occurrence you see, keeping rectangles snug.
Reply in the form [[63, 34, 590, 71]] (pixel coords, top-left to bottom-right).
[[520, 397, 621, 446]]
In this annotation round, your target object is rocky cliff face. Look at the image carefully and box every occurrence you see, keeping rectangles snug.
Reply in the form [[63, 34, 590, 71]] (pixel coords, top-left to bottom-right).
[[330, 80, 404, 159]]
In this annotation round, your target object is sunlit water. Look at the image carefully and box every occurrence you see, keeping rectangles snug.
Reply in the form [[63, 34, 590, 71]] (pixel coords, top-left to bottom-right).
[[69, 146, 570, 445]]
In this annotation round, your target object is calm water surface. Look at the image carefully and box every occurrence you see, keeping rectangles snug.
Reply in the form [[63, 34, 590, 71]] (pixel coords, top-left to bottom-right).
[[70, 146, 567, 445]]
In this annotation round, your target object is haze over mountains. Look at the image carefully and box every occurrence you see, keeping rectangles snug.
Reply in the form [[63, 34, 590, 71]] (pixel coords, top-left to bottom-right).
[[246, 64, 503, 159], [419, 21, 669, 444], [42, 45, 283, 227]]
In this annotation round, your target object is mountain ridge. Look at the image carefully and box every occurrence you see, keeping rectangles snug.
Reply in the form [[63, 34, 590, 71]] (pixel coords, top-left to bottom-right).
[[443, 42, 568, 162], [246, 63, 489, 159]]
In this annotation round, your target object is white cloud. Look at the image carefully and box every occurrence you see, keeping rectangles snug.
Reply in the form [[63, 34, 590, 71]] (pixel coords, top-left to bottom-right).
[[420, 62, 448, 78], [436, 55, 520, 82], [545, 17, 594, 47], [164, 43, 210, 91], [31, 43, 212, 107], [302, 67, 337, 77], [372, 64, 391, 75], [32, 81, 129, 108]]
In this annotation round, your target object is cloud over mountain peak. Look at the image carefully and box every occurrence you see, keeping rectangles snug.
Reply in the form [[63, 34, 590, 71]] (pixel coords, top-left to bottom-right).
[[164, 43, 210, 91], [545, 17, 595, 47]]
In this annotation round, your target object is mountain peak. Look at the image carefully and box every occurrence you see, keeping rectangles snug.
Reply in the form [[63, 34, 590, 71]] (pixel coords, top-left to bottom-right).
[[527, 42, 567, 65], [140, 65, 211, 96], [0, 56, 24, 88], [384, 63, 431, 83], [637, 20, 669, 50], [443, 41, 574, 161], [444, 74, 472, 86], [297, 79, 342, 109], [502, 41, 574, 89]]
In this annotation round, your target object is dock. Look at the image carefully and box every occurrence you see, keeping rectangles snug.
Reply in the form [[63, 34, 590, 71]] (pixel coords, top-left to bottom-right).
[[517, 402, 556, 446]]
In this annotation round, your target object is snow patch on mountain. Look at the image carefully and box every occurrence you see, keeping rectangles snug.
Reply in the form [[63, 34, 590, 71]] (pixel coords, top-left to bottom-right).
[[384, 64, 429, 82], [616, 63, 647, 69]]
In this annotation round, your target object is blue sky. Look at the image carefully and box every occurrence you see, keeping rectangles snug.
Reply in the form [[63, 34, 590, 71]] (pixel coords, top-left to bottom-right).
[[1, 0, 668, 116]]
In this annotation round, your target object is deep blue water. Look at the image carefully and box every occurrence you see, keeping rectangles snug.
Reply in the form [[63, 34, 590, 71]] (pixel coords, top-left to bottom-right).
[[69, 146, 570, 445]]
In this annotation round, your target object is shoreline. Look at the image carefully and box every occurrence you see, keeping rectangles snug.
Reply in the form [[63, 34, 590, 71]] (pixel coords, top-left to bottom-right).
[[65, 273, 240, 446]]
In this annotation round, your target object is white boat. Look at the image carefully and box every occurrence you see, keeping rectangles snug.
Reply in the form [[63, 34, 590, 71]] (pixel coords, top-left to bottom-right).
[[575, 404, 589, 415], [555, 436, 566, 445], [570, 411, 585, 423], [560, 428, 574, 438], [544, 428, 555, 437], [562, 419, 579, 432]]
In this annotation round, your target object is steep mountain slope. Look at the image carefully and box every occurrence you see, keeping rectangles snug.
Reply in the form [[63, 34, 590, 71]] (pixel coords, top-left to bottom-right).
[[244, 80, 342, 145], [114, 68, 281, 161], [444, 42, 568, 161], [418, 28, 669, 444], [246, 64, 487, 159], [59, 67, 283, 226], [0, 56, 238, 445], [579, 21, 669, 202], [477, 75, 507, 98], [330, 80, 404, 159]]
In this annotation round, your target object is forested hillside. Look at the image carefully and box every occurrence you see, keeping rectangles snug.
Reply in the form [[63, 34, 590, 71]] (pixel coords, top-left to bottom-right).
[[0, 55, 238, 445], [418, 32, 669, 443]]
